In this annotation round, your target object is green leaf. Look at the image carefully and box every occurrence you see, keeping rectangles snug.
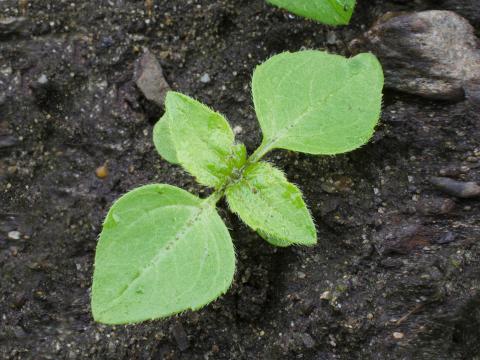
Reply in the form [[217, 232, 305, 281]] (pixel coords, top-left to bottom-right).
[[91, 184, 235, 324], [226, 162, 316, 247], [157, 91, 244, 188], [267, 0, 356, 25], [257, 229, 294, 248], [252, 51, 384, 158], [153, 111, 179, 164]]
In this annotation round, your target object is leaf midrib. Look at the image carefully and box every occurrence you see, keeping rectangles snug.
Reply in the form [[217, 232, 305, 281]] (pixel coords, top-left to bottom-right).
[[262, 64, 371, 153], [230, 170, 311, 242], [96, 203, 209, 316]]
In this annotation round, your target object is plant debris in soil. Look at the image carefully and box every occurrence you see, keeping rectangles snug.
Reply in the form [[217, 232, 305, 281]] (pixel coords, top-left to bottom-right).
[[1, 0, 480, 359]]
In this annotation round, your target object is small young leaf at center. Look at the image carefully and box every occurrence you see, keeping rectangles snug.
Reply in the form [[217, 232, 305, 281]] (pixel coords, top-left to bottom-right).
[[153, 92, 245, 189], [226, 162, 316, 247]]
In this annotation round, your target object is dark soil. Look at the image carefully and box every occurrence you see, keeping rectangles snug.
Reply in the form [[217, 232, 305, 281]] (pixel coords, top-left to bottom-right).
[[1, 0, 479, 359]]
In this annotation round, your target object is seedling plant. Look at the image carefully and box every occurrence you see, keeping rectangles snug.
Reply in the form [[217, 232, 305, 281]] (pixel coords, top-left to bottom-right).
[[91, 50, 383, 324]]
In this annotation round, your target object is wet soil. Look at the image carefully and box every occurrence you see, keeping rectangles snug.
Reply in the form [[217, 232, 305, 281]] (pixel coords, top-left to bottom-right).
[[1, 0, 479, 359]]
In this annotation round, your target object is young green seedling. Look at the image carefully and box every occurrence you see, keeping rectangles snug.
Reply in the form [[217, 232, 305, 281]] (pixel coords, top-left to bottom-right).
[[267, 0, 356, 25], [91, 50, 383, 324]]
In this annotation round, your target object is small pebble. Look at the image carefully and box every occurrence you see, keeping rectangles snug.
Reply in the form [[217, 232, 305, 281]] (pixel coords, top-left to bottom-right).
[[134, 49, 170, 108], [145, 0, 154, 16], [19, 0, 28, 15], [375, 223, 426, 255], [326, 31, 337, 45], [37, 74, 48, 85], [10, 246, 18, 256], [436, 231, 456, 244], [7, 165, 17, 174], [100, 36, 114, 49], [11, 292, 26, 309], [200, 73, 211, 83], [320, 291, 332, 300], [95, 164, 108, 179], [393, 332, 404, 339], [8, 231, 21, 240], [233, 125, 243, 135]]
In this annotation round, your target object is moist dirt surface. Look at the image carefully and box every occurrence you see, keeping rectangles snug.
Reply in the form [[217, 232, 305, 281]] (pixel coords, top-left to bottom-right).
[[1, 1, 480, 359]]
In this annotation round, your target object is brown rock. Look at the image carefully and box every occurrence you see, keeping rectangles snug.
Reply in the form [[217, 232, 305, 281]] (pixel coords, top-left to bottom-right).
[[134, 49, 170, 108], [374, 223, 430, 255], [350, 11, 480, 100]]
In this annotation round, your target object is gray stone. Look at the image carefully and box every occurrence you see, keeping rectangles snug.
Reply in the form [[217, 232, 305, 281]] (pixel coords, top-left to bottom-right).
[[200, 73, 211, 83], [436, 231, 457, 244], [326, 31, 337, 45], [430, 177, 480, 198], [37, 74, 48, 85], [134, 49, 170, 108], [350, 11, 480, 100], [8, 231, 21, 240]]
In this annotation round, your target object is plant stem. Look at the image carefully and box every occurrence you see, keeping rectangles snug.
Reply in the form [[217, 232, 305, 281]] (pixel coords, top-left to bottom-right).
[[247, 141, 272, 164], [205, 189, 224, 207]]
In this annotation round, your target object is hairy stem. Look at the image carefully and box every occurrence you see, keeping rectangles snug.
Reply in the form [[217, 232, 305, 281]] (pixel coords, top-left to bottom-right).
[[205, 189, 224, 206], [248, 141, 273, 164]]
